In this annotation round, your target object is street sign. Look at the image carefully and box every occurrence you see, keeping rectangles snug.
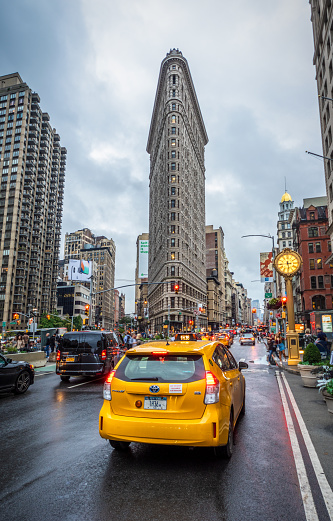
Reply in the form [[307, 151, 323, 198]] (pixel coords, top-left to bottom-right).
[[265, 293, 272, 298], [2, 321, 6, 327]]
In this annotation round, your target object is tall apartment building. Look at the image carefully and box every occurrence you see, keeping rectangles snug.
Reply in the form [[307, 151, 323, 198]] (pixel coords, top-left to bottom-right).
[[147, 49, 208, 333], [309, 1, 333, 260], [0, 73, 66, 325], [63, 229, 115, 329], [205, 225, 226, 329]]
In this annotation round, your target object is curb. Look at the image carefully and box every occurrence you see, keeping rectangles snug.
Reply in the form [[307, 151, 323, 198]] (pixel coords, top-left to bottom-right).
[[273, 355, 300, 375]]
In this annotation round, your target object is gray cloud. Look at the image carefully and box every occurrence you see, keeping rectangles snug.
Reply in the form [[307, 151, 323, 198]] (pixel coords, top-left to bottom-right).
[[0, 0, 325, 311]]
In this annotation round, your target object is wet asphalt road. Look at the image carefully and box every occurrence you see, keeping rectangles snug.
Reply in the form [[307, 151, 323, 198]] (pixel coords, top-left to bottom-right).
[[0, 339, 332, 521]]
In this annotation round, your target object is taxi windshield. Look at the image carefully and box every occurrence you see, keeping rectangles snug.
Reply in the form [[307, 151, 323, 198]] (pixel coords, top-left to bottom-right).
[[116, 355, 205, 383]]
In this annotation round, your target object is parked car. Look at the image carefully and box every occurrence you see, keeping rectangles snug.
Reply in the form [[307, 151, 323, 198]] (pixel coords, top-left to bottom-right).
[[0, 353, 34, 394], [99, 332, 248, 457], [56, 330, 125, 382]]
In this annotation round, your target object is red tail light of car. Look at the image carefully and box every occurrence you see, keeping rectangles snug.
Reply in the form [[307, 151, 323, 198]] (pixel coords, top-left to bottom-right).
[[204, 370, 220, 404], [101, 349, 107, 360], [103, 370, 116, 401], [56, 350, 61, 361]]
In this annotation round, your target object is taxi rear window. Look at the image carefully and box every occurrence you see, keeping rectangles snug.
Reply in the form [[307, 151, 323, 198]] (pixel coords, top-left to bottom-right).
[[116, 355, 205, 383]]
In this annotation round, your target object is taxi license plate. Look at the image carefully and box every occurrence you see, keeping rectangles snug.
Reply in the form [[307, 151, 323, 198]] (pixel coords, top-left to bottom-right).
[[66, 357, 75, 362], [144, 396, 167, 410]]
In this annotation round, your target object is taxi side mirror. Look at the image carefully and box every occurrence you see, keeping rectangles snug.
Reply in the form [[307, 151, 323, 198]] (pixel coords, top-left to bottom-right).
[[238, 361, 248, 371]]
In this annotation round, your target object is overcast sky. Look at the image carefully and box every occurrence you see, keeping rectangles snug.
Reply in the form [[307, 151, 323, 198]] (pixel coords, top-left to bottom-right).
[[0, 0, 325, 313]]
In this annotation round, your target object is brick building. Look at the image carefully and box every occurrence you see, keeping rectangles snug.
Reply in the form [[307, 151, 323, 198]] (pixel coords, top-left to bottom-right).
[[291, 197, 333, 325]]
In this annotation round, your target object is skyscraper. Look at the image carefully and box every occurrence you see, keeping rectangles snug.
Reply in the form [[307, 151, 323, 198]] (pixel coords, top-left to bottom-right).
[[147, 49, 208, 333], [0, 73, 66, 326]]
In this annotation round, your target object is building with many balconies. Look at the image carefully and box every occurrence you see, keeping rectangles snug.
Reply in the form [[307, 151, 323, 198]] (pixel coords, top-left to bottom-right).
[[0, 73, 66, 326]]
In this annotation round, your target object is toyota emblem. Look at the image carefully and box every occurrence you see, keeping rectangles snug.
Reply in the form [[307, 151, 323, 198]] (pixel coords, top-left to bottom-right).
[[149, 385, 160, 393]]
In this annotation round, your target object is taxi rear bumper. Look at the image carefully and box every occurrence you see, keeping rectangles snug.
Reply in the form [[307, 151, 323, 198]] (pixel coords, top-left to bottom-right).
[[99, 401, 230, 447]]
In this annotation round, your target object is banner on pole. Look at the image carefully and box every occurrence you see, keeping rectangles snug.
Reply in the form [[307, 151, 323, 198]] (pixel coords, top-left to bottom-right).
[[260, 252, 273, 282]]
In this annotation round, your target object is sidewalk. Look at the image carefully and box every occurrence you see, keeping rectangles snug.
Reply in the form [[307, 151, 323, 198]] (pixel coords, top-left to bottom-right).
[[34, 361, 56, 372], [273, 355, 300, 375]]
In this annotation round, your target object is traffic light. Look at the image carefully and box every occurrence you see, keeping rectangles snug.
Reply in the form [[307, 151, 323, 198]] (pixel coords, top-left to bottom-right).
[[252, 308, 257, 314], [282, 296, 287, 309], [85, 304, 90, 316], [174, 283, 179, 294], [13, 313, 19, 320], [46, 314, 51, 320]]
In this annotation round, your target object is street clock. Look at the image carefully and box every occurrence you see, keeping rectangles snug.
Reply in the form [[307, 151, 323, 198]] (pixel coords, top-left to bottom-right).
[[273, 248, 302, 277]]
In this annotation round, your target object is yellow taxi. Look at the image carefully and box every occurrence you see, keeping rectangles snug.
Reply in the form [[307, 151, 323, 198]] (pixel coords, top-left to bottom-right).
[[217, 332, 232, 348], [99, 333, 248, 458]]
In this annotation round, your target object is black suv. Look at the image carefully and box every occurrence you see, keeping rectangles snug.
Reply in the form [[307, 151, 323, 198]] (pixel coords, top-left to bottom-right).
[[0, 353, 35, 394], [56, 330, 124, 381]]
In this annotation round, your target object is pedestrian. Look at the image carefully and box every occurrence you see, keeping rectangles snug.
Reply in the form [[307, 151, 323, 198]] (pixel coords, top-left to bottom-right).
[[17, 335, 25, 352], [265, 334, 277, 365], [131, 333, 138, 347], [23, 332, 29, 350], [45, 333, 51, 359], [276, 333, 287, 362], [315, 327, 329, 358], [49, 334, 56, 353]]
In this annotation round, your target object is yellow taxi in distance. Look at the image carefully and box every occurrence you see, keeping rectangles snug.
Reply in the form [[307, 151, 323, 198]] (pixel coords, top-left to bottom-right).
[[217, 333, 232, 348], [99, 333, 248, 458]]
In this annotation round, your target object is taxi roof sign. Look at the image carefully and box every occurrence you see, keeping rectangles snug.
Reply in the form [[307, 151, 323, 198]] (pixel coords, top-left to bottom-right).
[[174, 333, 198, 341]]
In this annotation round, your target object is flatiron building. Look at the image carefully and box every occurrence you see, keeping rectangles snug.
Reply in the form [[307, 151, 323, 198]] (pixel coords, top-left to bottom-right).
[[147, 49, 208, 332]]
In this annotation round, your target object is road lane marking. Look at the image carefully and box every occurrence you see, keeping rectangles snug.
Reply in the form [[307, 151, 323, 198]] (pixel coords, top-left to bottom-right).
[[35, 372, 55, 377], [67, 376, 105, 388], [281, 372, 333, 521], [276, 372, 319, 521]]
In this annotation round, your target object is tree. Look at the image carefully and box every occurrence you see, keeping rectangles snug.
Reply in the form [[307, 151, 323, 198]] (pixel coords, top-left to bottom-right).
[[39, 311, 69, 330], [73, 315, 83, 331]]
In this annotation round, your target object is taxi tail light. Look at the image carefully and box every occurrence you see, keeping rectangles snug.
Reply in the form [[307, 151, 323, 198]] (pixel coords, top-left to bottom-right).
[[101, 349, 107, 360], [103, 370, 116, 401], [152, 351, 168, 356], [56, 350, 61, 361], [251, 338, 255, 341], [204, 371, 220, 404]]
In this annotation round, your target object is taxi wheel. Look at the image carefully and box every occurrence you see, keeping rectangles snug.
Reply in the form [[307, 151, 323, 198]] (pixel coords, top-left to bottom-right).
[[109, 440, 131, 451], [60, 375, 70, 382], [215, 415, 233, 459]]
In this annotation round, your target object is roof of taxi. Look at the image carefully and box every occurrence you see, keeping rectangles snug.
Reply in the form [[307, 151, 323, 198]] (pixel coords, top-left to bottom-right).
[[127, 339, 217, 356]]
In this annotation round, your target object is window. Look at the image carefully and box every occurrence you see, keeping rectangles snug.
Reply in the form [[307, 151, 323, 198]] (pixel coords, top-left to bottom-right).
[[171, 212, 175, 221], [288, 241, 292, 247], [171, 150, 176, 158], [172, 103, 176, 110], [171, 199, 176, 208], [318, 275, 324, 288], [310, 259, 315, 270], [171, 163, 176, 170], [171, 187, 176, 195], [171, 115, 176, 123], [308, 227, 318, 237], [281, 223, 285, 230], [311, 276, 317, 289], [317, 258, 323, 269], [171, 252, 175, 260], [171, 175, 176, 183], [172, 90, 176, 97], [283, 241, 286, 247], [171, 127, 176, 134], [329, 241, 332, 252], [171, 139, 176, 146], [282, 232, 285, 238], [308, 243, 314, 253], [171, 238, 175, 247], [315, 242, 321, 253], [309, 211, 315, 220], [170, 225, 176, 233], [171, 266, 175, 276], [312, 295, 325, 310]]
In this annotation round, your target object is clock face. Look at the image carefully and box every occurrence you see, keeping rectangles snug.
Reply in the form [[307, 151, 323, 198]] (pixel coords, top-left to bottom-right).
[[276, 253, 301, 275]]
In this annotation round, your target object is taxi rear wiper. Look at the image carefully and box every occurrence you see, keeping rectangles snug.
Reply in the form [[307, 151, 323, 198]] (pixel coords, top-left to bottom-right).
[[131, 377, 158, 381]]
